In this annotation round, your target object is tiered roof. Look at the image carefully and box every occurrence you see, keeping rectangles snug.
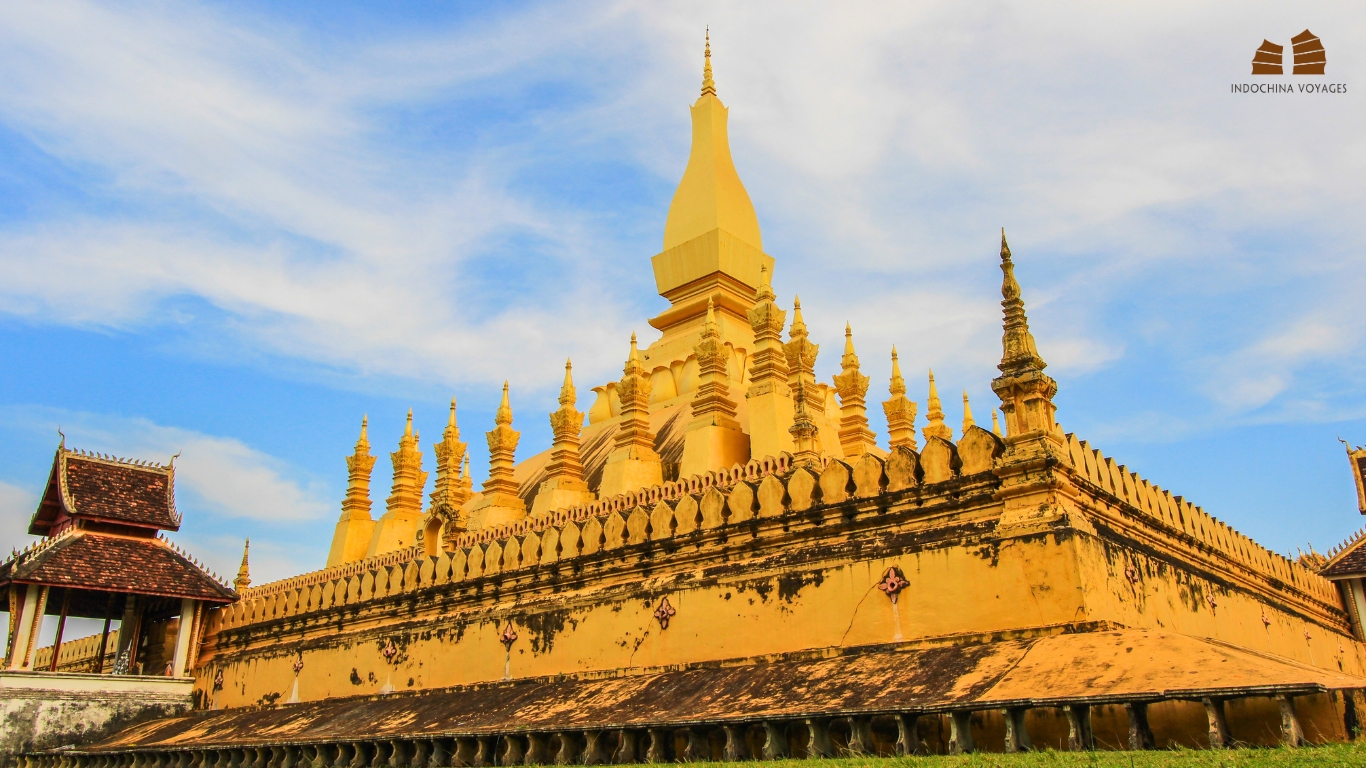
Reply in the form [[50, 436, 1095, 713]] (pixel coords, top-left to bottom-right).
[[30, 444, 181, 535], [0, 442, 235, 614]]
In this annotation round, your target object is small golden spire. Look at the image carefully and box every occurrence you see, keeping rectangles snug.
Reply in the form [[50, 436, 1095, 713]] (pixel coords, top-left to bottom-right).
[[701, 27, 715, 97], [234, 538, 251, 591], [889, 346, 906, 397], [883, 347, 917, 450], [991, 409, 1002, 437], [559, 358, 576, 406], [403, 408, 414, 438], [756, 263, 775, 302], [923, 369, 953, 441], [841, 322, 858, 367], [357, 415, 370, 450], [496, 381, 513, 426], [962, 390, 975, 433], [461, 454, 470, 479], [790, 296, 807, 337], [446, 398, 458, 432], [704, 297, 718, 335]]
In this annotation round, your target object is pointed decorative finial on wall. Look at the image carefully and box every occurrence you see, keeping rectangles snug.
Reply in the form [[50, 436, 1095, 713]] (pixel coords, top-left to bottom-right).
[[234, 538, 251, 591], [923, 369, 952, 442], [474, 381, 526, 526], [991, 408, 1002, 437], [533, 358, 594, 517], [991, 228, 1062, 449], [962, 390, 975, 433], [832, 323, 876, 457], [883, 346, 918, 450]]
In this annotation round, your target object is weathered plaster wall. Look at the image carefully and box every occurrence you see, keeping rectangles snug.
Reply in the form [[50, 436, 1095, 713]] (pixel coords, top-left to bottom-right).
[[0, 673, 191, 757], [193, 441, 1363, 745]]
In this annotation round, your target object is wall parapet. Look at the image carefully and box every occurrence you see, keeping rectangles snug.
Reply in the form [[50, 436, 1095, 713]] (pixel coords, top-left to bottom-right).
[[1059, 433, 1337, 607], [242, 454, 800, 601]]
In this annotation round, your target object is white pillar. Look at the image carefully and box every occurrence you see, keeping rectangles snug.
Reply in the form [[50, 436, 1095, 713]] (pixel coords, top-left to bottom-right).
[[171, 598, 196, 677], [19, 586, 48, 671], [7, 585, 39, 670], [1350, 579, 1366, 641]]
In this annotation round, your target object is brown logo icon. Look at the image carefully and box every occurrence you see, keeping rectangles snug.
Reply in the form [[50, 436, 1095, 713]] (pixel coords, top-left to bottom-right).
[[1252, 30, 1325, 75], [1251, 40, 1284, 75], [1291, 30, 1325, 74]]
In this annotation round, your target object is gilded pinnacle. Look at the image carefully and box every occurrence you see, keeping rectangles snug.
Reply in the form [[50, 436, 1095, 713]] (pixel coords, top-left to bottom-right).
[[559, 359, 576, 407], [991, 409, 1002, 436], [704, 297, 718, 336], [701, 27, 715, 97], [446, 398, 458, 435], [234, 538, 251, 591], [841, 322, 858, 368], [790, 296, 807, 337], [923, 369, 953, 442], [756, 264, 775, 302], [998, 228, 1044, 374], [496, 382, 513, 426], [403, 409, 413, 438], [356, 415, 370, 451], [962, 390, 975, 433], [889, 347, 905, 398]]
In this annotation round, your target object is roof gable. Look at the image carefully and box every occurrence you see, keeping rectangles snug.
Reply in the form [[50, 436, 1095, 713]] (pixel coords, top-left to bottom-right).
[[30, 444, 181, 535]]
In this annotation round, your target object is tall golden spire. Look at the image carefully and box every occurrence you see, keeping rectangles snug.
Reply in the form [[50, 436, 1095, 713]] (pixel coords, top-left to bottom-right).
[[532, 360, 596, 517], [745, 264, 794, 460], [325, 416, 379, 567], [962, 391, 975, 433], [546, 361, 587, 484], [923, 370, 952, 442], [990, 229, 1061, 446], [781, 292, 819, 431], [701, 27, 715, 97], [234, 539, 250, 591], [681, 298, 747, 477], [431, 398, 470, 514], [473, 382, 527, 527], [997, 229, 1044, 374], [788, 349, 821, 465], [661, 30, 762, 253], [883, 346, 918, 450], [385, 409, 427, 522], [833, 323, 876, 457], [600, 335, 665, 497]]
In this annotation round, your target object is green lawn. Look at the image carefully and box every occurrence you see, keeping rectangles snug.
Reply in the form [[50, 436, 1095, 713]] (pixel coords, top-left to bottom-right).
[[633, 743, 1366, 768]]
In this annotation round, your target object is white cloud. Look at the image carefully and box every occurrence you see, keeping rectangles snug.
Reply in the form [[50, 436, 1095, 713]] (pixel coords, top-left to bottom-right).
[[0, 481, 40, 557], [0, 0, 1359, 421], [2, 407, 329, 523]]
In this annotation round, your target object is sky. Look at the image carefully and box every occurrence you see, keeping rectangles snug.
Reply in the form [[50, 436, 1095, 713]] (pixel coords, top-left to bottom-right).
[[0, 1, 1363, 588]]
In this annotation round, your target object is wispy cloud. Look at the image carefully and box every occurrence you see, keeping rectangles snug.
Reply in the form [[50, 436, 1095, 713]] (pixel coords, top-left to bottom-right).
[[0, 0, 1361, 434], [2, 406, 329, 525]]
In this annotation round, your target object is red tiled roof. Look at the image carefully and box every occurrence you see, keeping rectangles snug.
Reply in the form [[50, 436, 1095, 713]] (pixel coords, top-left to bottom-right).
[[0, 531, 235, 602], [1323, 544, 1366, 578], [30, 447, 181, 535]]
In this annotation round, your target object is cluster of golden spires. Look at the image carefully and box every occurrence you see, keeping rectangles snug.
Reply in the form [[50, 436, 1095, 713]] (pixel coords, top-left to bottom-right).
[[325, 35, 1027, 568]]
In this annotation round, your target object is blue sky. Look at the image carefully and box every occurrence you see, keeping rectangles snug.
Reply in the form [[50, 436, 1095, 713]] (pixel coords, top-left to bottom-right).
[[0, 1, 1363, 586]]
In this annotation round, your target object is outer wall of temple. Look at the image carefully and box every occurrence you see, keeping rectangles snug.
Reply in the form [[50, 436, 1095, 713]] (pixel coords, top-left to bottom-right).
[[0, 673, 192, 755], [192, 444, 1365, 743]]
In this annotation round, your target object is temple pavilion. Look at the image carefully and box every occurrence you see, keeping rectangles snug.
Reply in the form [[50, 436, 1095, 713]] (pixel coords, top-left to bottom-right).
[[0, 441, 236, 678]]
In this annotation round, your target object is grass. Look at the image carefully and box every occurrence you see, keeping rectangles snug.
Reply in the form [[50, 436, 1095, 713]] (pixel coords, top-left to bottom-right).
[[615, 742, 1366, 767]]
